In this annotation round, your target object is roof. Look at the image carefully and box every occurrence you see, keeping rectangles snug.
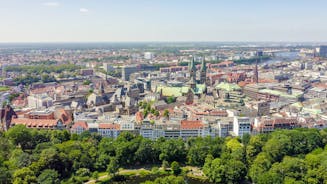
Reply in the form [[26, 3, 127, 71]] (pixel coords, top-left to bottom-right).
[[98, 123, 120, 129], [55, 108, 73, 125], [259, 89, 303, 98], [157, 86, 183, 97], [12, 118, 59, 128], [157, 84, 206, 97], [71, 121, 88, 130], [215, 82, 241, 91], [181, 120, 203, 129]]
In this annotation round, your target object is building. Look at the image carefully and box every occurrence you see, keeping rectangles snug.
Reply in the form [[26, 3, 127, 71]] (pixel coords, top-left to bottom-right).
[[233, 116, 251, 137], [180, 120, 204, 139], [214, 82, 245, 104], [12, 118, 65, 129], [144, 52, 154, 60], [200, 58, 207, 84], [80, 69, 94, 76], [256, 101, 270, 116], [122, 65, 139, 81], [254, 117, 299, 133], [98, 123, 120, 138], [71, 121, 88, 134], [318, 45, 327, 58], [103, 63, 116, 72], [27, 94, 53, 109]]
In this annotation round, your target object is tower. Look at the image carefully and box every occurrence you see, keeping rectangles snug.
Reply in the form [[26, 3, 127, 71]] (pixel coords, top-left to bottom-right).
[[253, 51, 262, 83], [99, 82, 105, 95], [200, 57, 207, 84], [189, 57, 196, 81]]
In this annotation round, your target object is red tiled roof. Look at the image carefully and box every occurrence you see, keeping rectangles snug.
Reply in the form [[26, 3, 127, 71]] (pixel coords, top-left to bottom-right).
[[55, 109, 72, 125], [12, 118, 59, 128], [181, 120, 203, 129], [135, 112, 143, 123], [71, 121, 88, 130], [98, 123, 120, 129]]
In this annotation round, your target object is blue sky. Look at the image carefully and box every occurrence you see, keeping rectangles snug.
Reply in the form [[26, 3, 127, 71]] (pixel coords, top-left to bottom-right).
[[0, 0, 326, 42]]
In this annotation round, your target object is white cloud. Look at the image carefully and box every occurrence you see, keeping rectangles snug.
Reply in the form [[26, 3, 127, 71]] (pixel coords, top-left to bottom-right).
[[79, 8, 89, 13], [43, 2, 60, 7]]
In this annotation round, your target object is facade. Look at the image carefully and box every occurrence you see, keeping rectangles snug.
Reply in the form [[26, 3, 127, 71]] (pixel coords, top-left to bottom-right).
[[27, 94, 53, 109], [144, 52, 154, 60], [256, 101, 270, 116], [80, 69, 94, 76], [318, 45, 327, 58], [254, 117, 299, 133], [71, 121, 88, 134], [122, 65, 139, 81], [98, 123, 120, 138], [233, 116, 251, 137]]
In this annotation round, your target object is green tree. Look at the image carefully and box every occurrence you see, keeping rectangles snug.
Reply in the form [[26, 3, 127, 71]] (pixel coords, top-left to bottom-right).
[[6, 125, 33, 150], [13, 167, 37, 184], [37, 169, 60, 184], [171, 161, 181, 175], [163, 109, 170, 118], [107, 157, 119, 176], [162, 160, 169, 171]]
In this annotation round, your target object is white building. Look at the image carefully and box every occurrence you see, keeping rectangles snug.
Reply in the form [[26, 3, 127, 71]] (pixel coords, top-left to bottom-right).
[[233, 116, 251, 137], [144, 52, 154, 60], [27, 94, 53, 109]]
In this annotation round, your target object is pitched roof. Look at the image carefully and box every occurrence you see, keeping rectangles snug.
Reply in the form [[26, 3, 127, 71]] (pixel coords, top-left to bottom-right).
[[12, 118, 59, 128], [71, 121, 88, 130], [181, 120, 203, 129], [98, 123, 120, 129]]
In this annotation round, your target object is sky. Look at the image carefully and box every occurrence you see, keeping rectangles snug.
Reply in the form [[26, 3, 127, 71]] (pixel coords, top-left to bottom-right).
[[0, 0, 327, 42]]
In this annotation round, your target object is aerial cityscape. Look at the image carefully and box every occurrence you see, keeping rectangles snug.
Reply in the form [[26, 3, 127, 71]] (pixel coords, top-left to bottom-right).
[[1, 1, 327, 184]]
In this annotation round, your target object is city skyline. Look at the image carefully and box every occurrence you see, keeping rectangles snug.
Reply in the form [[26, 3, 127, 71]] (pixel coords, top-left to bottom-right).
[[1, 0, 327, 42]]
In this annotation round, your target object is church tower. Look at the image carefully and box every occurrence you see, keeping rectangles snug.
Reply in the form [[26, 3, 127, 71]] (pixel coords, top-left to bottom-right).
[[253, 51, 262, 84], [189, 57, 196, 81], [99, 82, 105, 95], [200, 57, 207, 84]]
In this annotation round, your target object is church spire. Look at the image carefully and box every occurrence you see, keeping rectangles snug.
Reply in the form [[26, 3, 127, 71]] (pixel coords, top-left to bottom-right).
[[200, 56, 207, 84], [189, 57, 196, 81], [201, 56, 206, 71]]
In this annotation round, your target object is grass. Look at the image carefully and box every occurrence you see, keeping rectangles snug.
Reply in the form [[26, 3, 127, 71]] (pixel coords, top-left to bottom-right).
[[87, 166, 209, 184], [0, 86, 10, 92]]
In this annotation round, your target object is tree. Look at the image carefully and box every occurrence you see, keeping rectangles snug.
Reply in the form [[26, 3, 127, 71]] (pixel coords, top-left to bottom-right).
[[13, 167, 37, 184], [162, 160, 169, 171], [159, 139, 186, 163], [142, 175, 186, 184], [6, 125, 33, 150], [92, 171, 99, 181], [107, 157, 119, 176], [249, 152, 272, 183], [166, 96, 176, 104], [154, 110, 160, 117], [0, 167, 12, 184], [171, 161, 181, 175], [163, 109, 170, 118], [263, 134, 291, 162], [37, 169, 60, 184]]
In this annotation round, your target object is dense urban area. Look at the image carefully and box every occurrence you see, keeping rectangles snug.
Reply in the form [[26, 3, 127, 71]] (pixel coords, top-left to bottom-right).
[[1, 42, 327, 184]]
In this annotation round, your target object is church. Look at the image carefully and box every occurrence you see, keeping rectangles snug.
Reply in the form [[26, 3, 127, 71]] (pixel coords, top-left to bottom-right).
[[155, 57, 207, 105]]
